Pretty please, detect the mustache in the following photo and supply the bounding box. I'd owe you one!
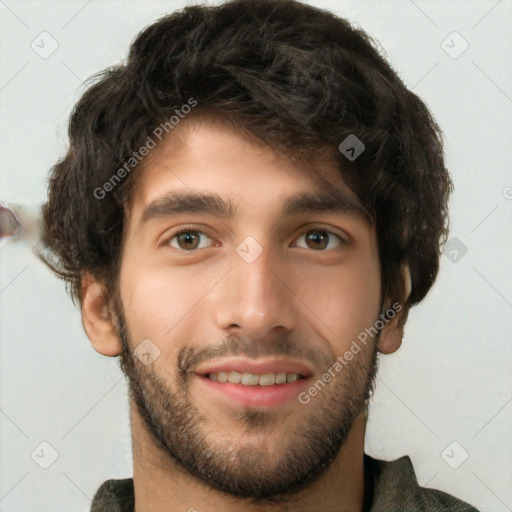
[177,333,334,375]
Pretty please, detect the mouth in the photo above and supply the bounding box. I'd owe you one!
[194,358,313,408]
[204,370,307,385]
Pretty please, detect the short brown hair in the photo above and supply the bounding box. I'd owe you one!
[38,0,452,326]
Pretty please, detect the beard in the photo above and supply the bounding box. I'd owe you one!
[113,297,380,504]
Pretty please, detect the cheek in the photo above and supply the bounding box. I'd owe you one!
[118,254,177,343]
[297,249,380,352]
[118,253,214,349]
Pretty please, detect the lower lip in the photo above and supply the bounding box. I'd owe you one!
[197,375,310,408]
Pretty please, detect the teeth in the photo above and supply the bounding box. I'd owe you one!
[275,372,286,384]
[259,373,275,386]
[228,371,241,384]
[241,373,259,385]
[206,371,302,385]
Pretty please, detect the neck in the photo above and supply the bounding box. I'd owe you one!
[131,409,369,512]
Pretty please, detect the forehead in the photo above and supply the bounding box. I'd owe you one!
[127,118,369,225]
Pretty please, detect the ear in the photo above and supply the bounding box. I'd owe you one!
[80,272,122,357]
[376,264,412,355]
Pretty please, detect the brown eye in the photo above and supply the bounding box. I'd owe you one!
[295,229,343,251]
[168,229,213,252]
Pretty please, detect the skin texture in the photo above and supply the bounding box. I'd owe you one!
[81,119,405,512]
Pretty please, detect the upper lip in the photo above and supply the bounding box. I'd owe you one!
[194,357,313,378]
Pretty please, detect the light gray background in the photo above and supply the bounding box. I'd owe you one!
[0,1,510,511]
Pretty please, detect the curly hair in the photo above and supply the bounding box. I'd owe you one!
[38,0,452,327]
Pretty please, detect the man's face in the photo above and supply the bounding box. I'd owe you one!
[114,119,382,499]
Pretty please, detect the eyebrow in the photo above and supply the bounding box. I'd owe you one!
[140,188,371,226]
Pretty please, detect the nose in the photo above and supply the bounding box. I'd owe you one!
[213,240,297,342]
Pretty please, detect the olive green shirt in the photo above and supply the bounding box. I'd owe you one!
[90,453,480,511]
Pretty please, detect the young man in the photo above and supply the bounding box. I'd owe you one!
[39,0,480,510]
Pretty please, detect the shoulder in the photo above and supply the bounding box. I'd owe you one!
[365,453,481,512]
[91,478,134,512]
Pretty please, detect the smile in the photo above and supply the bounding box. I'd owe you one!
[206,371,303,386]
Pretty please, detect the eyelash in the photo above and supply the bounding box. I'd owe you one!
[163,225,347,253]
